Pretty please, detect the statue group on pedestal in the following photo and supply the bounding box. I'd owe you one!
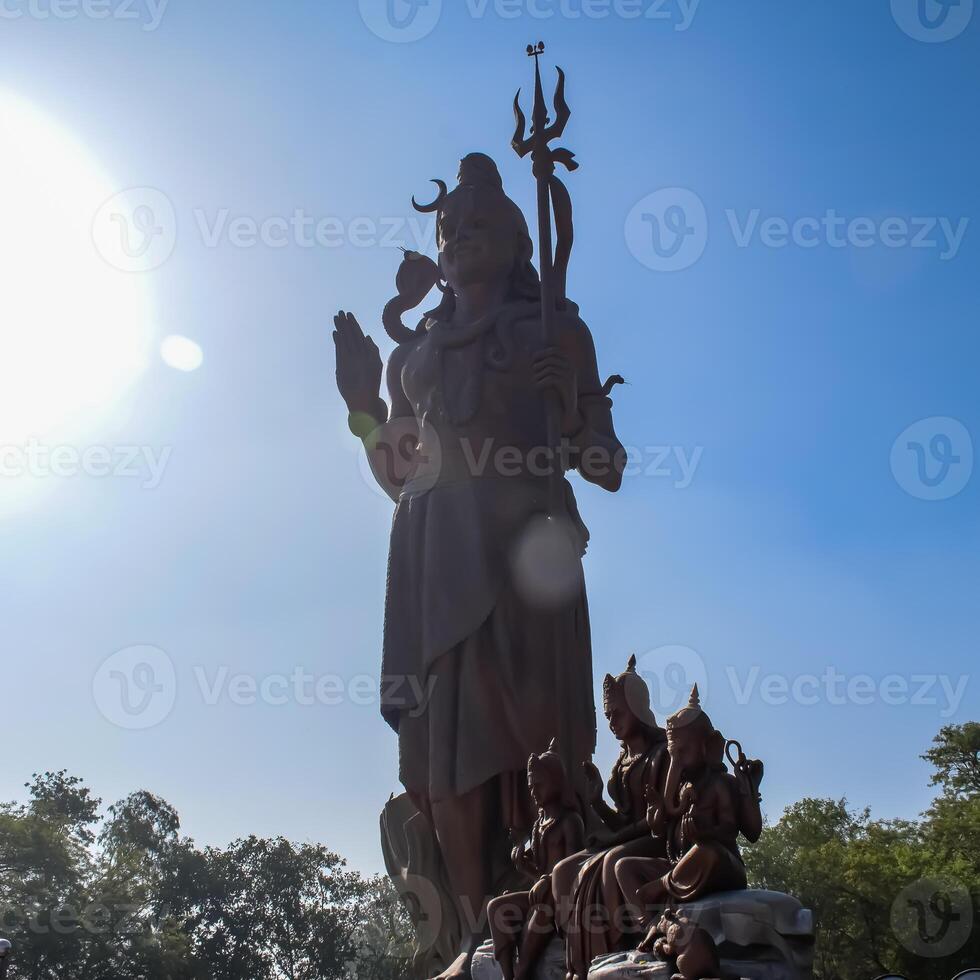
[333,45,805,980]
[485,663,764,980]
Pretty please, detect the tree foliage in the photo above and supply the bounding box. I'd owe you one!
[0,774,411,980]
[743,724,980,980]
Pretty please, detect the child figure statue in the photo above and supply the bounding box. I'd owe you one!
[488,740,585,980]
[651,908,730,980]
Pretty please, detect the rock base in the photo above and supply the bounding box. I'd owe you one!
[470,890,813,980]
[472,937,565,980]
[591,950,806,980]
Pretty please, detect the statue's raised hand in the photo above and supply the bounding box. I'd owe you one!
[581,760,604,806]
[333,311,385,423]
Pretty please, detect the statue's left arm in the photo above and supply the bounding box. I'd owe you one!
[532,314,626,493]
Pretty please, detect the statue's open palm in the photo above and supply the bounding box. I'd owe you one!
[333,311,383,417]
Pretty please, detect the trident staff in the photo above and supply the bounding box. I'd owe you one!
[513,41,579,509]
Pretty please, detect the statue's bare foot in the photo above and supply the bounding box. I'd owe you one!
[430,949,474,979]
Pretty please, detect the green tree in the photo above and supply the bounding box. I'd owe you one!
[922,722,980,798]
[0,776,412,980]
[744,723,980,980]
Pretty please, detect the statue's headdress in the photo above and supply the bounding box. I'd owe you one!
[410,153,539,308]
[666,684,713,734]
[602,655,660,732]
[527,738,577,809]
[527,737,566,783]
[412,152,524,228]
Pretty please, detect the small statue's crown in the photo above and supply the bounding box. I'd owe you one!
[527,738,566,781]
[667,684,708,731]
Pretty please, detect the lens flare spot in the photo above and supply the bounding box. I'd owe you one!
[160,335,203,372]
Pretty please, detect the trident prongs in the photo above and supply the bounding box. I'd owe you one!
[511,41,576,170]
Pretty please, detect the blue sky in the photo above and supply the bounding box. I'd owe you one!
[1,0,978,875]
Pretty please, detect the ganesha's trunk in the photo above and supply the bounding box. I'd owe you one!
[659,755,685,821]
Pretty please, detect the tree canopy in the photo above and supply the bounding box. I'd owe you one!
[0,773,411,979]
[743,723,980,980]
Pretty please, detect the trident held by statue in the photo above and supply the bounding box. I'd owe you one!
[513,41,579,508]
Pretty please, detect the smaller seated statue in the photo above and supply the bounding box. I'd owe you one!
[488,740,585,980]
[615,685,764,953]
[551,656,670,979]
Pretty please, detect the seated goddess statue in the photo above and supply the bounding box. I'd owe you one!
[550,656,670,980]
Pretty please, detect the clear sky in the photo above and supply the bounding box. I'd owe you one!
[1,0,977,876]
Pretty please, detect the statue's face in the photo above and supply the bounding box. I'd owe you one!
[605,691,638,741]
[667,726,703,771]
[438,188,519,290]
[528,766,559,809]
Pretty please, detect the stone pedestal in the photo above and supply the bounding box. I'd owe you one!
[590,950,806,980]
[472,937,565,980]
[471,891,813,980]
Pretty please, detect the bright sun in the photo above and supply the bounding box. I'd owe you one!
[0,91,151,449]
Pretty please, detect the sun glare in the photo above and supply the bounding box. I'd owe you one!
[0,91,152,450]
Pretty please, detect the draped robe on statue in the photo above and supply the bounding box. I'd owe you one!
[379,300,610,830]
